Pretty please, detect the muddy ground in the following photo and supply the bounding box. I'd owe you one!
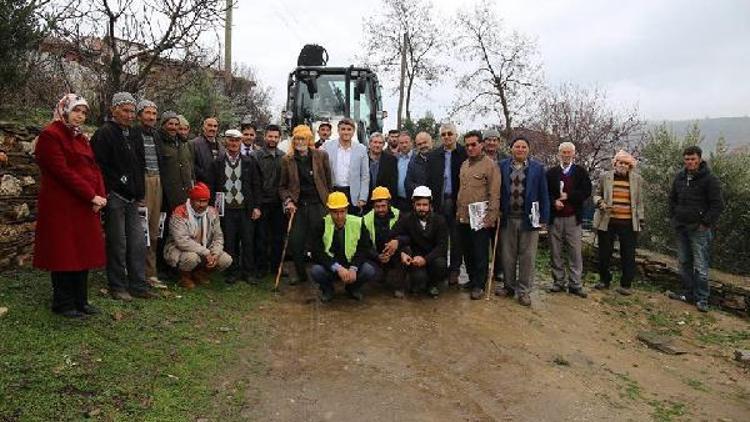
[220,267,750,422]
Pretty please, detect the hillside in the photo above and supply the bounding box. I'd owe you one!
[647,116,750,151]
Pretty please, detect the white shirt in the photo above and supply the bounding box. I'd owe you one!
[335,142,353,187]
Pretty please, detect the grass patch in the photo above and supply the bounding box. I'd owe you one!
[646,311,683,336]
[684,378,709,392]
[649,399,686,422]
[696,329,750,347]
[616,373,642,401]
[0,269,271,420]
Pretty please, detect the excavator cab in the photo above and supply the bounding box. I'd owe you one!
[283,46,386,144]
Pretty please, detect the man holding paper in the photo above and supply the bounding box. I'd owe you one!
[456,130,501,300]
[497,135,550,306]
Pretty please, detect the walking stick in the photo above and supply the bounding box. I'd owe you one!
[273,209,296,292]
[485,218,501,300]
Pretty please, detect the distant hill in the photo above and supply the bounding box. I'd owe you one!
[646,117,750,151]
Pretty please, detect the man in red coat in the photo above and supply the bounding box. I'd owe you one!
[34,94,107,318]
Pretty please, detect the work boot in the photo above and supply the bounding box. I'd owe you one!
[193,267,211,285]
[346,286,365,302]
[179,271,195,289]
[320,288,334,303]
[568,286,588,298]
[470,288,484,300]
[518,294,532,307]
[548,284,565,293]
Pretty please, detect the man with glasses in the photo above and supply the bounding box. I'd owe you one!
[426,123,467,286]
[456,131,501,299]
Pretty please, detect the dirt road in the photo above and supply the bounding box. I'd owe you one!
[222,272,750,421]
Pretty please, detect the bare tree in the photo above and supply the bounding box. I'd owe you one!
[229,63,274,128]
[360,0,447,125]
[48,0,228,121]
[450,0,543,137]
[530,83,645,177]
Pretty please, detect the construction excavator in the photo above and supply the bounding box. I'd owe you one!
[282,44,387,145]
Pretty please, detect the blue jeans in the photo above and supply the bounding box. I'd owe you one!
[676,227,713,303]
[310,261,377,294]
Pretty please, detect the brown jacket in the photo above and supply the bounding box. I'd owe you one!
[456,154,501,226]
[279,148,333,205]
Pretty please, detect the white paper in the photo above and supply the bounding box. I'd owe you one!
[529,201,541,228]
[214,192,225,217]
[468,201,488,231]
[158,212,167,239]
[138,206,150,247]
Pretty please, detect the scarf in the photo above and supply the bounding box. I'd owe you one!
[53,93,88,137]
[186,200,209,247]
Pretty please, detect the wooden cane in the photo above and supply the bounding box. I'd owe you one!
[485,218,502,300]
[273,210,296,291]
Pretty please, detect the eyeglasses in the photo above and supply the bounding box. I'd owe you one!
[440,132,453,137]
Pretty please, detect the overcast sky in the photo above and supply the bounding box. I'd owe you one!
[230,0,750,128]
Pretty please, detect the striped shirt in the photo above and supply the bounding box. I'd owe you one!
[611,174,632,221]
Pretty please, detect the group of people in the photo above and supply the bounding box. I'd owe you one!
[32,92,725,318]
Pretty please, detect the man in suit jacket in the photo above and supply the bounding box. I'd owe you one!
[545,142,591,298]
[366,132,398,211]
[498,135,551,307]
[190,117,224,183]
[425,122,467,285]
[208,129,261,284]
[321,118,370,216]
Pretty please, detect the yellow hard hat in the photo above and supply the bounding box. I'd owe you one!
[370,186,391,201]
[326,191,350,209]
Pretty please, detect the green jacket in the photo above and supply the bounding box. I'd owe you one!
[313,214,373,269]
[159,130,195,211]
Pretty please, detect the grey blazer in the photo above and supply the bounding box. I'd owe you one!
[321,139,370,204]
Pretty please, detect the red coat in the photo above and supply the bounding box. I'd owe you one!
[33,121,106,271]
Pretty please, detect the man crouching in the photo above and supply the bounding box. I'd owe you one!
[310,192,377,302]
[164,182,232,288]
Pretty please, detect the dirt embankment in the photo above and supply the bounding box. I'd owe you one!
[219,273,750,422]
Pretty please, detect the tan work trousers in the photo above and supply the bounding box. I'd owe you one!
[144,174,162,279]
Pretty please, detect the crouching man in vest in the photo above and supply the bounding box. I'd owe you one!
[164,182,233,288]
[310,191,377,302]
[361,186,405,297]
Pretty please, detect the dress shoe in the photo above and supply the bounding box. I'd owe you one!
[470,288,484,300]
[594,282,610,290]
[78,304,100,315]
[57,309,87,319]
[130,289,159,299]
[110,290,133,302]
[495,286,515,297]
[568,286,588,298]
[616,287,633,296]
[548,284,565,293]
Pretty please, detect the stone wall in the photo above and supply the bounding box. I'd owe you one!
[582,232,750,317]
[0,122,40,271]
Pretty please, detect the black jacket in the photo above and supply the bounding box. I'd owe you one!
[405,151,429,199]
[425,145,467,211]
[669,161,724,230]
[391,211,448,263]
[546,164,592,224]
[370,152,398,199]
[91,121,145,201]
[208,152,261,212]
[252,147,285,204]
[311,221,374,269]
[190,135,224,184]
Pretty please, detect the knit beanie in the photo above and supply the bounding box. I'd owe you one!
[111,92,136,107]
